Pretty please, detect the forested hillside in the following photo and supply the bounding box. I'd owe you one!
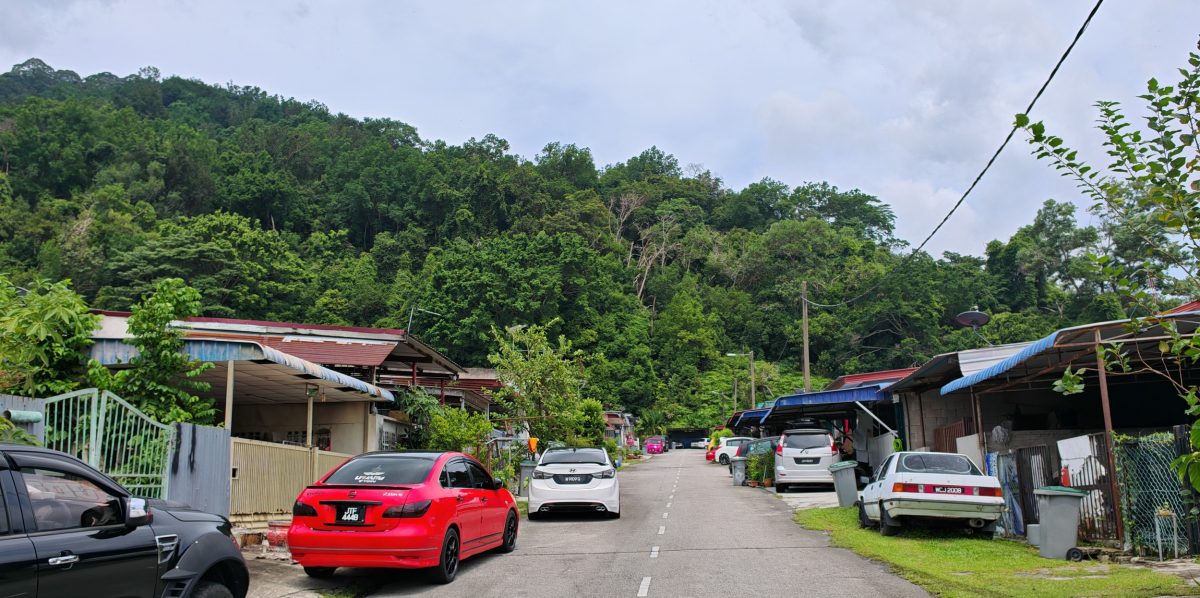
[0,58,1150,427]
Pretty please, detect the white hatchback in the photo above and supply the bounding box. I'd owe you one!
[859,451,1004,536]
[528,447,620,519]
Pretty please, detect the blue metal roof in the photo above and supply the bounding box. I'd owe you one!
[733,408,771,427]
[771,386,884,409]
[939,330,1060,396]
[91,338,394,401]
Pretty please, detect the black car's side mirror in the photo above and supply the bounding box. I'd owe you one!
[493,477,504,490]
[126,497,152,528]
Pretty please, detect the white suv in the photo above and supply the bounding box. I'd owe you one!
[712,437,752,465]
[528,447,620,519]
[774,428,839,491]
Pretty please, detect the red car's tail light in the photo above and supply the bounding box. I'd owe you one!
[776,440,784,456]
[892,483,919,493]
[292,501,317,517]
[383,499,432,518]
[976,487,1003,497]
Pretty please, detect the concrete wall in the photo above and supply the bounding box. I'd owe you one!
[232,402,375,455]
[901,389,975,451]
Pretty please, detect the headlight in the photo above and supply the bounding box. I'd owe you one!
[532,469,551,479]
[593,468,616,479]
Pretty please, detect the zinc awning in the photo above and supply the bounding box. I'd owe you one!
[763,386,895,434]
[732,408,771,429]
[90,338,395,404]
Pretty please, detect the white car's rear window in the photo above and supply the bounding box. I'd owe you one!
[897,454,981,476]
[782,433,829,449]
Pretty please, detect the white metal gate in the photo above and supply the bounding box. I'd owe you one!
[43,389,175,498]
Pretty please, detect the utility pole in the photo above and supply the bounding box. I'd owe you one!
[802,281,811,392]
[748,350,756,409]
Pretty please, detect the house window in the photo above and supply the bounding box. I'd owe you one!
[285,429,332,450]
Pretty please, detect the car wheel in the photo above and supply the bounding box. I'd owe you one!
[527,510,541,521]
[191,582,235,598]
[878,502,901,537]
[497,511,518,553]
[430,527,460,584]
[719,455,729,465]
[857,502,875,528]
[608,508,621,519]
[303,567,336,579]
[774,482,786,493]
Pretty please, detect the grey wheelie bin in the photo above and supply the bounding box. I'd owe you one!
[1032,486,1088,560]
[732,456,747,486]
[829,460,859,508]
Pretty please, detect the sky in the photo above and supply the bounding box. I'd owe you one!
[2,0,1198,257]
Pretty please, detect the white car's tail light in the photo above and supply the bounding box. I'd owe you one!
[594,468,616,479]
[532,469,552,479]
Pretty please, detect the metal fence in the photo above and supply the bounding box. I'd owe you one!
[1013,445,1055,525]
[1115,431,1191,557]
[168,423,231,517]
[230,438,353,528]
[43,389,174,498]
[933,418,974,454]
[1073,433,1119,542]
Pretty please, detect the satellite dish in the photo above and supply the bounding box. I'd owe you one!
[954,308,991,330]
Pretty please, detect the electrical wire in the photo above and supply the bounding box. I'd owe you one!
[803,0,1105,309]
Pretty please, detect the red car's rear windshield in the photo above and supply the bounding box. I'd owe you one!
[325,456,435,485]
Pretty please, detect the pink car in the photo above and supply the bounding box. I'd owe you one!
[645,437,665,454]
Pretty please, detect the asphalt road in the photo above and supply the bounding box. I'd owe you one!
[322,449,930,598]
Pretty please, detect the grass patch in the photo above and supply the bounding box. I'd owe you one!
[795,507,1186,598]
[516,498,528,517]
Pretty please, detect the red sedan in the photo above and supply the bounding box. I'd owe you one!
[288,451,518,584]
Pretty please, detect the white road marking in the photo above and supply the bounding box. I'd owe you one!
[658,525,665,534]
[637,577,652,597]
[666,502,672,508]
[650,546,660,558]
[662,512,669,518]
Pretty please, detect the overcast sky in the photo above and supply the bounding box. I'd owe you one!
[3,1,1198,257]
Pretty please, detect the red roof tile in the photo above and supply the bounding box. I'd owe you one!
[1164,300,1200,315]
[826,367,919,390]
[261,337,397,367]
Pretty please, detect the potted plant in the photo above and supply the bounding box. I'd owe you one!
[746,453,764,487]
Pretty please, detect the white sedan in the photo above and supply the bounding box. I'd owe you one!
[859,451,1004,536]
[528,447,620,519]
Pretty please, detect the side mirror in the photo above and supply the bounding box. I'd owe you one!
[126,497,152,528]
[493,477,504,490]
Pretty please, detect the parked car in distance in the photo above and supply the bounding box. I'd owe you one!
[528,447,620,519]
[289,451,518,584]
[712,437,753,465]
[644,437,665,454]
[689,439,709,449]
[858,451,1003,536]
[774,428,839,491]
[0,444,249,598]
[731,436,780,475]
[705,447,716,462]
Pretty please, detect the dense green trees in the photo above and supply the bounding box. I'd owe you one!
[0,58,1170,431]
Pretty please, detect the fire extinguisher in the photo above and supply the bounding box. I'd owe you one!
[1061,465,1070,486]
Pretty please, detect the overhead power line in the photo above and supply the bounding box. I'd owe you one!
[804,0,1105,309]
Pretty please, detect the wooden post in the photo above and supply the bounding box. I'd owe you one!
[411,362,417,387]
[802,281,811,392]
[972,391,986,463]
[224,361,235,429]
[1095,328,1125,545]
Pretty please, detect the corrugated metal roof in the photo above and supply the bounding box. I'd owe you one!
[826,368,918,390]
[90,338,394,401]
[260,337,397,367]
[764,386,886,425]
[940,331,1061,395]
[733,408,771,428]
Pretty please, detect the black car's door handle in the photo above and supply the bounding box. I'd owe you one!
[48,555,79,567]
[456,494,464,502]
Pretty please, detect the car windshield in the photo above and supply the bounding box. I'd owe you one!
[897,454,981,476]
[541,449,608,465]
[324,456,434,485]
[783,433,828,449]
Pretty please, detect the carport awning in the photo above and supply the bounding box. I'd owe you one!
[732,408,771,428]
[91,338,394,403]
[764,386,886,425]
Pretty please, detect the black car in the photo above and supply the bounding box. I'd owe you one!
[0,444,248,598]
